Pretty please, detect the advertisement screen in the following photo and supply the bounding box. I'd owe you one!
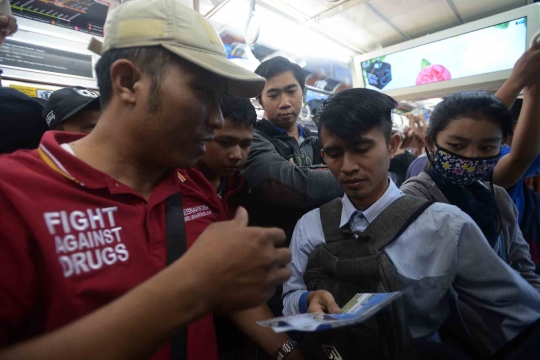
[361,17,527,91]
[11,0,108,37]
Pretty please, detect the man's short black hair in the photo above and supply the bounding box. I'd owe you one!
[94,46,177,112]
[315,88,397,143]
[427,92,513,144]
[220,93,257,128]
[254,56,306,93]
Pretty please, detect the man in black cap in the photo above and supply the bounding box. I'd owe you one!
[0,87,48,154]
[43,86,101,134]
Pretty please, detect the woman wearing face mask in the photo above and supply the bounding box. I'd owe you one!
[401,92,540,291]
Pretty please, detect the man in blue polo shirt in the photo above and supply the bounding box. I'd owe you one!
[241,57,342,244]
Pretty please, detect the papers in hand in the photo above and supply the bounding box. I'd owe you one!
[258,292,401,333]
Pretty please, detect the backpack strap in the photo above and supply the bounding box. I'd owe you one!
[363,195,435,250]
[319,198,349,243]
[165,193,188,360]
[307,133,324,165]
[320,196,434,246]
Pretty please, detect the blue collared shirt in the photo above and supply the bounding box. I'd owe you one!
[270,121,305,145]
[499,147,540,225]
[283,180,540,342]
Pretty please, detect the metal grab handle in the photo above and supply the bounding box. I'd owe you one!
[299,103,312,121]
[245,0,260,46]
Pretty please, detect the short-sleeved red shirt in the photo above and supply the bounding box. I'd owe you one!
[0,131,225,360]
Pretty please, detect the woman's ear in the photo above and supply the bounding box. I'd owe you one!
[424,135,435,153]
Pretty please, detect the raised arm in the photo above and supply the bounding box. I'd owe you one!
[494,41,540,189]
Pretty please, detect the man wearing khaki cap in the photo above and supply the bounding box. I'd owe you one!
[0,1,293,359]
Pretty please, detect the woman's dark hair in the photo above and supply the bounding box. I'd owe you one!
[427,92,513,144]
[315,88,397,143]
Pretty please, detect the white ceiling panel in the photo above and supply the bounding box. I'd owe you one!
[318,2,404,52]
[260,0,349,18]
[370,0,460,41]
[452,0,528,22]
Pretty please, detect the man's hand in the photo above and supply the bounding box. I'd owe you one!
[307,290,341,314]
[508,40,540,90]
[406,114,427,139]
[0,13,17,46]
[0,207,290,360]
[184,207,291,314]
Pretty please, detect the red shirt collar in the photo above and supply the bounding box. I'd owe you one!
[38,131,184,205]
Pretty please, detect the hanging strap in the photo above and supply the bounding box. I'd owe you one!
[165,193,188,360]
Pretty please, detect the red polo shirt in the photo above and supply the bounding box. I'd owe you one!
[0,131,224,360]
[219,173,250,220]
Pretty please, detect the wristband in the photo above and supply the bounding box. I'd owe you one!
[275,339,299,360]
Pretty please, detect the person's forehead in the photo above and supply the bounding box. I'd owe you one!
[442,116,502,137]
[215,121,254,137]
[320,125,380,145]
[264,71,299,90]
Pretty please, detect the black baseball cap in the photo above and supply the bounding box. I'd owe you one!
[43,86,100,129]
[0,88,48,154]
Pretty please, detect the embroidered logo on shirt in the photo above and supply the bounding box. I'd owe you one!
[43,207,129,278]
[183,205,213,222]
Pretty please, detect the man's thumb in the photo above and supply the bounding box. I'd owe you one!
[233,206,249,226]
[0,15,8,24]
[328,303,342,314]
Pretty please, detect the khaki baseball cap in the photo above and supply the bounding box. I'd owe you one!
[89,0,265,98]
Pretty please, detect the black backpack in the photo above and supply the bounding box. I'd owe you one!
[300,195,434,360]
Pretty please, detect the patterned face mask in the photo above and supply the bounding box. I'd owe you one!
[430,143,499,186]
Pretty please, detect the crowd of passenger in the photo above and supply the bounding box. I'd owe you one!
[1,0,540,359]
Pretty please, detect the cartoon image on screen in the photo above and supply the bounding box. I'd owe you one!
[365,60,392,89]
[416,59,451,85]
